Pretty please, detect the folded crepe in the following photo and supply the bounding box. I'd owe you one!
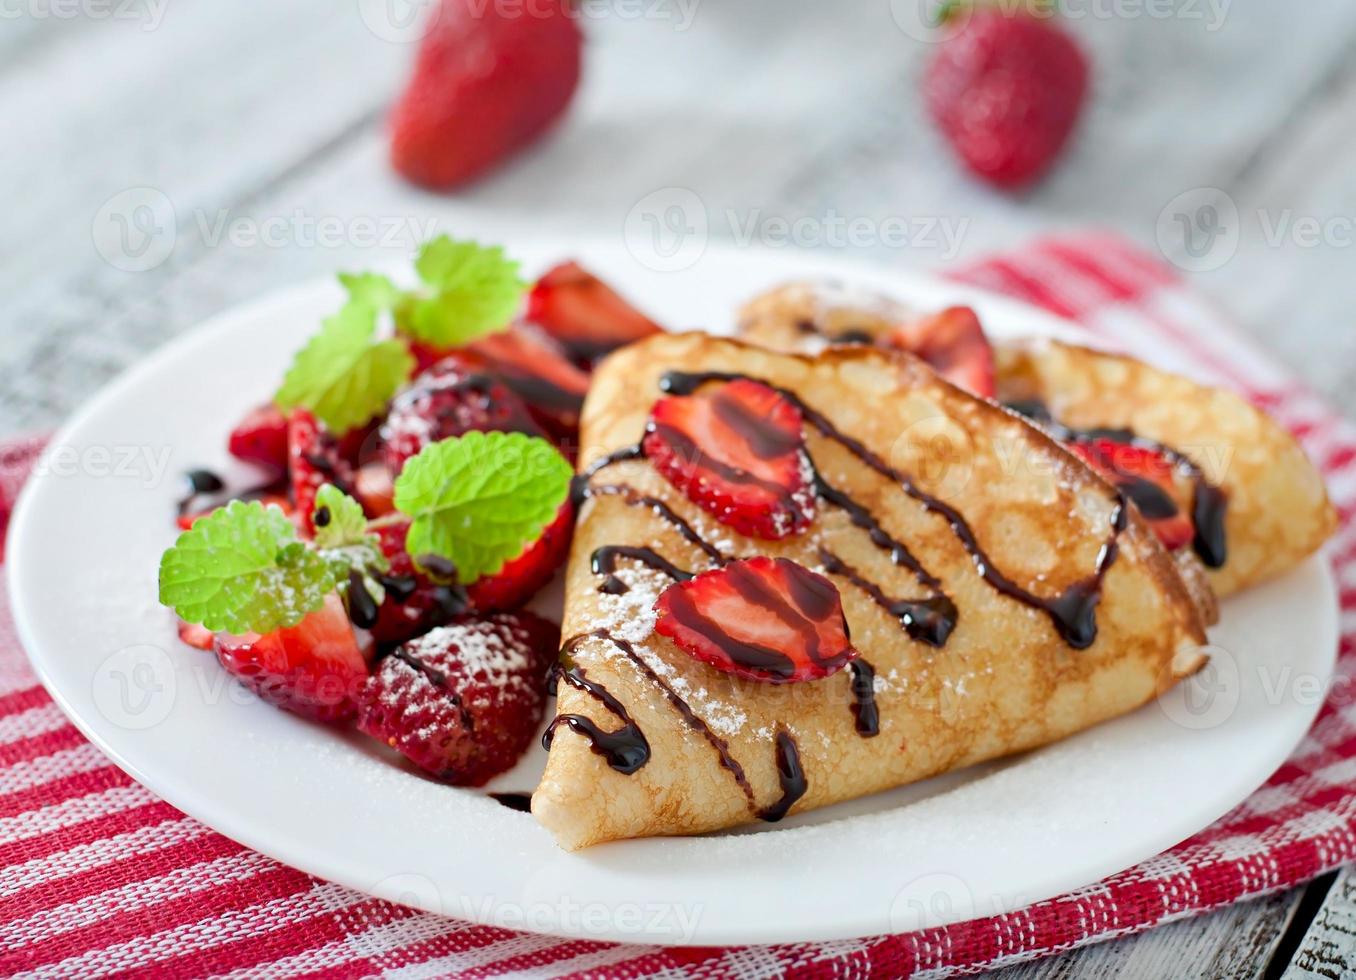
[737,282,1337,597]
[532,333,1209,849]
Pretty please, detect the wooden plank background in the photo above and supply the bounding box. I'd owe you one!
[3,1,1354,974]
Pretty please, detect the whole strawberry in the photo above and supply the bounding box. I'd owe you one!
[923,6,1088,189]
[390,0,583,189]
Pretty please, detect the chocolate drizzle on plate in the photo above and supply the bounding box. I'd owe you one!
[1006,399,1229,569]
[663,371,1124,650]
[757,729,807,822]
[489,792,532,813]
[176,469,286,518]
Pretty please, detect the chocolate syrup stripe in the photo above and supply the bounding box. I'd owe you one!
[545,660,651,775]
[1005,400,1228,569]
[661,371,1125,650]
[557,630,759,808]
[757,729,808,822]
[390,649,476,732]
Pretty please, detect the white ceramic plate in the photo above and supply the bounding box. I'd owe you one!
[7,243,1337,947]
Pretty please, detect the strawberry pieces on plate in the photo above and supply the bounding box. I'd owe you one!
[456,324,591,444]
[379,359,543,476]
[389,0,582,189]
[654,557,856,684]
[228,403,289,472]
[643,378,815,540]
[1069,438,1195,551]
[288,409,354,536]
[213,593,373,723]
[527,261,662,367]
[886,306,996,398]
[369,516,469,646]
[466,500,574,611]
[357,612,559,785]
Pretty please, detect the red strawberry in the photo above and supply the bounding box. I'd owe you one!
[467,500,573,611]
[228,403,290,472]
[389,0,582,189]
[887,306,996,398]
[357,612,559,785]
[643,379,814,540]
[288,409,354,537]
[1069,439,1194,551]
[654,557,856,684]
[379,359,543,476]
[526,261,663,366]
[369,516,469,646]
[177,620,215,651]
[213,593,373,722]
[354,462,395,518]
[924,8,1089,189]
[457,324,591,443]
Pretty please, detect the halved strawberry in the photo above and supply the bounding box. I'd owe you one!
[370,516,469,646]
[379,359,543,476]
[212,592,372,722]
[654,557,856,683]
[642,379,814,540]
[886,306,996,398]
[176,620,215,651]
[457,324,591,444]
[467,500,574,611]
[288,409,354,537]
[526,261,662,366]
[1069,438,1194,551]
[228,403,289,472]
[354,462,395,518]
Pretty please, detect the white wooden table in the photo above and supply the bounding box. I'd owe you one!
[4,1,1355,974]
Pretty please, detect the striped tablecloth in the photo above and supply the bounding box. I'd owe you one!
[2,232,1354,978]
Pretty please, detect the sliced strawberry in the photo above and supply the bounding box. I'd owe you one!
[457,324,591,444]
[177,620,215,651]
[228,403,289,472]
[886,306,996,398]
[379,359,543,476]
[212,593,372,723]
[1069,438,1194,551]
[526,261,662,367]
[467,500,573,611]
[357,612,559,785]
[642,379,814,540]
[654,557,856,683]
[288,409,354,537]
[354,462,395,518]
[369,516,469,646]
[177,493,290,531]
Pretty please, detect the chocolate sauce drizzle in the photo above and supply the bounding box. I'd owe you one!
[662,372,1124,650]
[591,545,693,594]
[848,660,880,737]
[544,660,650,774]
[391,648,475,732]
[489,792,533,813]
[176,469,287,518]
[757,729,807,822]
[1006,399,1229,569]
[819,548,956,648]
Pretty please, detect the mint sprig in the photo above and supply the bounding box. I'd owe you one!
[312,484,389,605]
[159,500,336,634]
[399,237,526,349]
[393,431,571,584]
[274,301,415,434]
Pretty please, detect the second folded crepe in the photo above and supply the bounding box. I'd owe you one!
[533,333,1209,849]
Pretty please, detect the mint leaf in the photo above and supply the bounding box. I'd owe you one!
[401,237,526,349]
[159,500,336,634]
[393,431,571,583]
[339,271,400,312]
[275,301,415,434]
[312,484,389,604]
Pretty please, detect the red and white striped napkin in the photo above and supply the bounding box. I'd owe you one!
[2,232,1354,978]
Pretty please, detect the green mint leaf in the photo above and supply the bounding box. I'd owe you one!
[275,301,415,434]
[158,500,336,634]
[312,484,389,605]
[393,430,571,583]
[339,271,401,312]
[401,237,526,349]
